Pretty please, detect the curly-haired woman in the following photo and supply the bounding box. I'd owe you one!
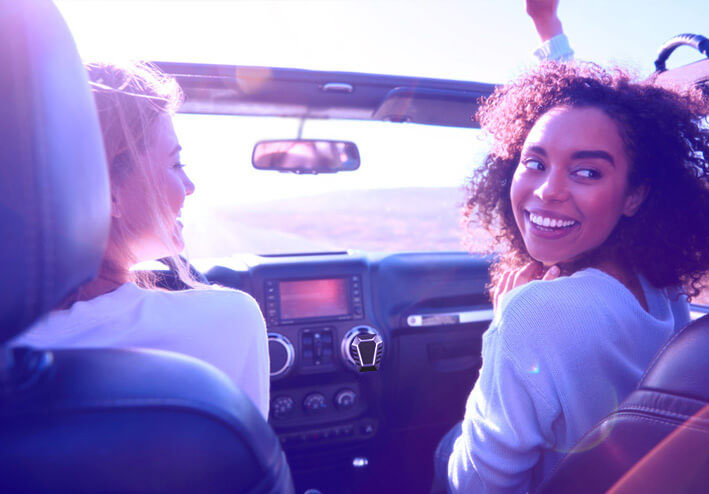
[440,62,709,493]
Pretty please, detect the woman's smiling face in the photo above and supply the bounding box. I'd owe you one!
[114,114,195,263]
[510,106,647,266]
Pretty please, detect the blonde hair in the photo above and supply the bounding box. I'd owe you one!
[84,61,204,293]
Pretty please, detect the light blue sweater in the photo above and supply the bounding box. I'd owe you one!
[532,33,574,62]
[448,268,690,493]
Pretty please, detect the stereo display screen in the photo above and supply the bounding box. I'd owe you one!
[279,278,349,320]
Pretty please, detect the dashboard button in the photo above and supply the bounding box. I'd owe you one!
[268,334,294,378]
[360,422,375,436]
[271,396,295,420]
[303,393,328,414]
[334,389,357,410]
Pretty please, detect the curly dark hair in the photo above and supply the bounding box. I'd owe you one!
[463,62,709,299]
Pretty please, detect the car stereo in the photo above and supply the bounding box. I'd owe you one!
[264,276,364,326]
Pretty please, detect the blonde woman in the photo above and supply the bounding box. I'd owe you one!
[12,62,270,419]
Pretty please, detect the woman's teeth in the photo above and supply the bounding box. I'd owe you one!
[529,212,577,229]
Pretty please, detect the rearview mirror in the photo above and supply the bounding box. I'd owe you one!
[252,139,360,174]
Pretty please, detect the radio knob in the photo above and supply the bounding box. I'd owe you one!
[271,396,296,420]
[268,333,295,380]
[340,326,384,372]
[334,389,357,410]
[303,393,328,414]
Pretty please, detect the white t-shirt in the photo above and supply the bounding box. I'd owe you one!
[11,283,270,419]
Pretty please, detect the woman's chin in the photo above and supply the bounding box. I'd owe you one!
[530,253,586,270]
[526,249,572,267]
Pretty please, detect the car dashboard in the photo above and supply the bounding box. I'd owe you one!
[195,251,494,492]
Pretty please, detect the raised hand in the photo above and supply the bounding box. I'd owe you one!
[492,262,560,311]
[525,0,564,42]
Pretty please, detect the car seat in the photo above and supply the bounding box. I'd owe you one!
[0,1,293,492]
[537,313,709,493]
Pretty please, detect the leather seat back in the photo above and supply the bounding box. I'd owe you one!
[0,0,110,341]
[538,314,709,494]
[1,347,293,493]
[0,1,293,492]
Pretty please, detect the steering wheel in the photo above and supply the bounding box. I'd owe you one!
[654,33,709,72]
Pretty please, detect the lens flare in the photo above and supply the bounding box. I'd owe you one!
[552,386,620,454]
[234,67,272,95]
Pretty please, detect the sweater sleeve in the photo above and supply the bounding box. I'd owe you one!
[448,327,561,493]
[533,33,574,62]
[448,283,568,493]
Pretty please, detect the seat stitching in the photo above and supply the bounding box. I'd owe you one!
[618,405,707,422]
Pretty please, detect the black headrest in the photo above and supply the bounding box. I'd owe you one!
[639,313,709,402]
[0,0,110,343]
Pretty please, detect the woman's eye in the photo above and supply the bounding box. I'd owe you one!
[173,162,186,169]
[523,159,544,171]
[575,168,601,179]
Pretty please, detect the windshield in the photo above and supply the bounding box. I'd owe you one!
[176,114,490,256]
[56,1,709,306]
[56,0,708,258]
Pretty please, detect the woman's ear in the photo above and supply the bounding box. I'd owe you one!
[623,183,649,217]
[110,192,122,219]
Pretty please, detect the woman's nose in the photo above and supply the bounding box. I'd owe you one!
[183,174,196,196]
[534,171,569,202]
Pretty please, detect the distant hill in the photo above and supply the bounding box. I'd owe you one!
[182,187,492,257]
[181,187,709,306]
[237,187,469,216]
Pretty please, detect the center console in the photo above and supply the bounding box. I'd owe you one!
[251,257,384,453]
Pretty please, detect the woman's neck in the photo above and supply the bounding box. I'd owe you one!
[81,271,130,298]
[56,261,131,309]
[592,258,649,312]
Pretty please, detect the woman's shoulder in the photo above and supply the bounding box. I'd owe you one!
[139,285,264,324]
[500,269,619,319]
[492,269,629,348]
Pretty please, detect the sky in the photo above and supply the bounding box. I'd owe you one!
[56,0,709,83]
